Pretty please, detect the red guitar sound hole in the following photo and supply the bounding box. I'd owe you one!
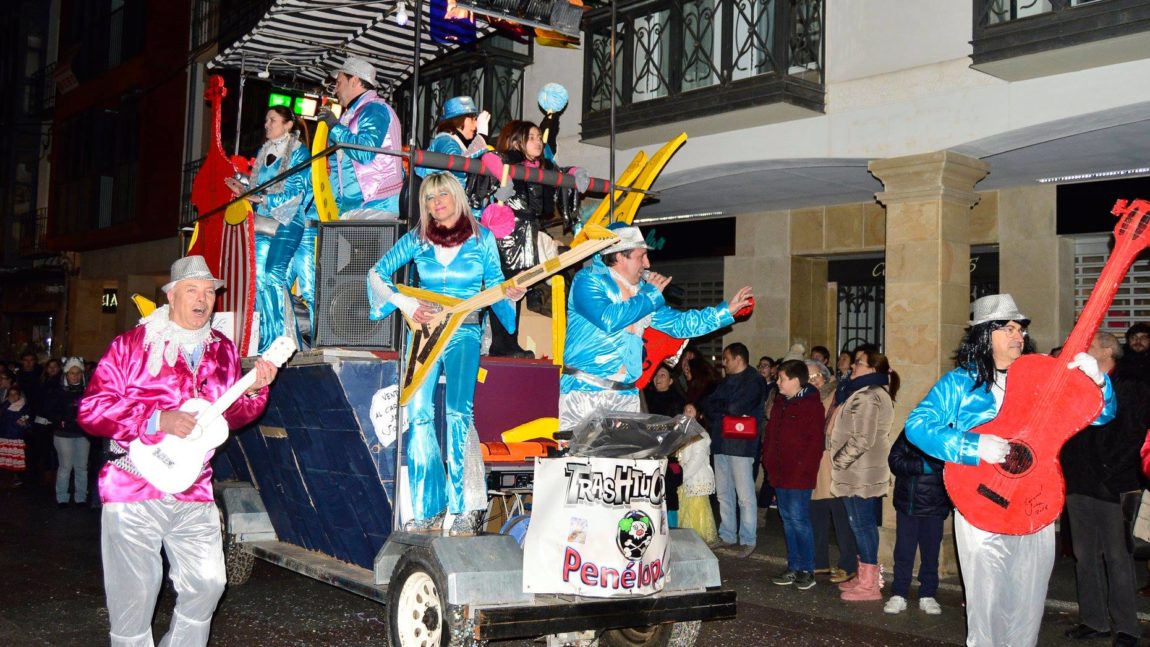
[997,441,1034,478]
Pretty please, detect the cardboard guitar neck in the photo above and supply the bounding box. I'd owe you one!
[394,224,619,405]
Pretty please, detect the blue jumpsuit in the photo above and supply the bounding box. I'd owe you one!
[252,138,311,353]
[559,256,734,429]
[367,227,516,520]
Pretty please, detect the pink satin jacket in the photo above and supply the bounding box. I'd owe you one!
[78,325,268,503]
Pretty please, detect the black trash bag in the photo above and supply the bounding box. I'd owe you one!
[567,411,704,459]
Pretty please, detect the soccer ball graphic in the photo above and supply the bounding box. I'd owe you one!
[616,510,655,560]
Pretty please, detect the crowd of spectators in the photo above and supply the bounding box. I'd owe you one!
[637,319,1150,631]
[0,351,104,508]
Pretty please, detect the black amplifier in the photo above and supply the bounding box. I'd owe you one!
[485,464,535,491]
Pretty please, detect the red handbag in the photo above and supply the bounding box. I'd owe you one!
[721,415,758,440]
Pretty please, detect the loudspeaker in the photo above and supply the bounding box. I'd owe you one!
[314,221,406,350]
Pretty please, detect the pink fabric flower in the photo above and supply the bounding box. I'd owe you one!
[481,203,516,238]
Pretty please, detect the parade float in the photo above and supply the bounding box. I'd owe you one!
[172,3,737,645]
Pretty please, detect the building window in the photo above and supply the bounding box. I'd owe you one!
[63,0,146,81]
[53,91,141,235]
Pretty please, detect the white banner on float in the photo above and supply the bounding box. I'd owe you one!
[522,456,669,597]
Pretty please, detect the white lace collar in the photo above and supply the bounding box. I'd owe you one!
[140,305,214,376]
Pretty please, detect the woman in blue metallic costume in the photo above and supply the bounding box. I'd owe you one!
[367,172,524,535]
[227,106,313,352]
[417,96,490,182]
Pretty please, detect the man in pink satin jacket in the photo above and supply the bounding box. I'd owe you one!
[79,256,278,647]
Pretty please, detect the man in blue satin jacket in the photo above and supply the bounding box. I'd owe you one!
[905,294,1116,647]
[558,225,753,430]
[318,56,405,218]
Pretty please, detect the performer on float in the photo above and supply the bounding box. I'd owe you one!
[485,119,585,358]
[366,172,525,534]
[416,96,490,184]
[559,224,754,429]
[905,294,1115,647]
[78,256,277,647]
[318,56,405,218]
[226,106,312,352]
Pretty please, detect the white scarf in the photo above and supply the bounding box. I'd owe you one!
[609,267,653,333]
[140,305,213,377]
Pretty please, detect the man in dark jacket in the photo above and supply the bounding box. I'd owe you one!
[1114,322,1150,384]
[702,342,766,558]
[885,431,950,615]
[1060,332,1149,646]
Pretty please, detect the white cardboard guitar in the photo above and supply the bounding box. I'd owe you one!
[129,336,296,494]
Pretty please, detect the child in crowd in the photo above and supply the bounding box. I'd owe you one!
[1,384,30,487]
[884,430,950,615]
[676,403,718,546]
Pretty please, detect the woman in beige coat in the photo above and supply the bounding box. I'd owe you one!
[828,348,899,602]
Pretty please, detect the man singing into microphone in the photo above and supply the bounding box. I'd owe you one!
[559,224,753,429]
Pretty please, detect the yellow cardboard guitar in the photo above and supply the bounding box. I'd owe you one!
[393,223,618,404]
[572,132,687,247]
[311,121,339,222]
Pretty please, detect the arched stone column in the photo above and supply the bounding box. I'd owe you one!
[867,150,990,574]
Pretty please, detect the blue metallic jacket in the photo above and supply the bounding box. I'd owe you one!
[253,141,312,224]
[561,256,734,395]
[905,365,1117,466]
[366,227,516,331]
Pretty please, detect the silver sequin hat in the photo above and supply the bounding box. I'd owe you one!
[162,255,225,293]
[970,293,1029,326]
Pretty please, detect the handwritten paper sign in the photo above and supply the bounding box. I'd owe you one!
[370,385,400,446]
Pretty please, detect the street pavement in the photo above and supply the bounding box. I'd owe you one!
[2,483,1148,646]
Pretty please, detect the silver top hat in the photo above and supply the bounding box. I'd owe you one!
[602,226,649,255]
[162,256,225,293]
[336,55,377,87]
[970,293,1029,326]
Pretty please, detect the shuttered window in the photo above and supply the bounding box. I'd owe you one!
[1074,234,1150,338]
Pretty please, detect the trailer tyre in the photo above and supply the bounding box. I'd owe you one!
[599,621,701,647]
[388,547,486,647]
[218,506,254,585]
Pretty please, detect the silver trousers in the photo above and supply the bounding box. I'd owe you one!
[558,389,640,431]
[955,510,1054,647]
[102,500,226,647]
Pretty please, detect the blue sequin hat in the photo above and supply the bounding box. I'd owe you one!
[440,96,479,122]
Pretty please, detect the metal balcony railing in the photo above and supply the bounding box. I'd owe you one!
[976,0,1103,26]
[18,208,51,258]
[27,63,57,114]
[192,0,221,52]
[181,157,206,228]
[971,0,1150,76]
[219,0,275,52]
[582,0,824,140]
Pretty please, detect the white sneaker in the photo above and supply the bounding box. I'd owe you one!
[883,595,907,614]
[919,597,942,615]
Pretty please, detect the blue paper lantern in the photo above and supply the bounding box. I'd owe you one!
[537,83,569,114]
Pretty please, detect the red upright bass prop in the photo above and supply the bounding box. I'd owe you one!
[188,76,256,355]
[945,199,1150,535]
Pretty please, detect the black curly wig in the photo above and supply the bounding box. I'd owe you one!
[954,320,1036,392]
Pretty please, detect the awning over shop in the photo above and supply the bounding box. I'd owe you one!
[209,0,492,95]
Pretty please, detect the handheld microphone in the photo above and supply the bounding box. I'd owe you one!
[642,270,686,299]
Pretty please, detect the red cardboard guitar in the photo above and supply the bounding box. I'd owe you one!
[944,199,1150,535]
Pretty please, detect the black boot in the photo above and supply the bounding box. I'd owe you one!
[489,306,534,358]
